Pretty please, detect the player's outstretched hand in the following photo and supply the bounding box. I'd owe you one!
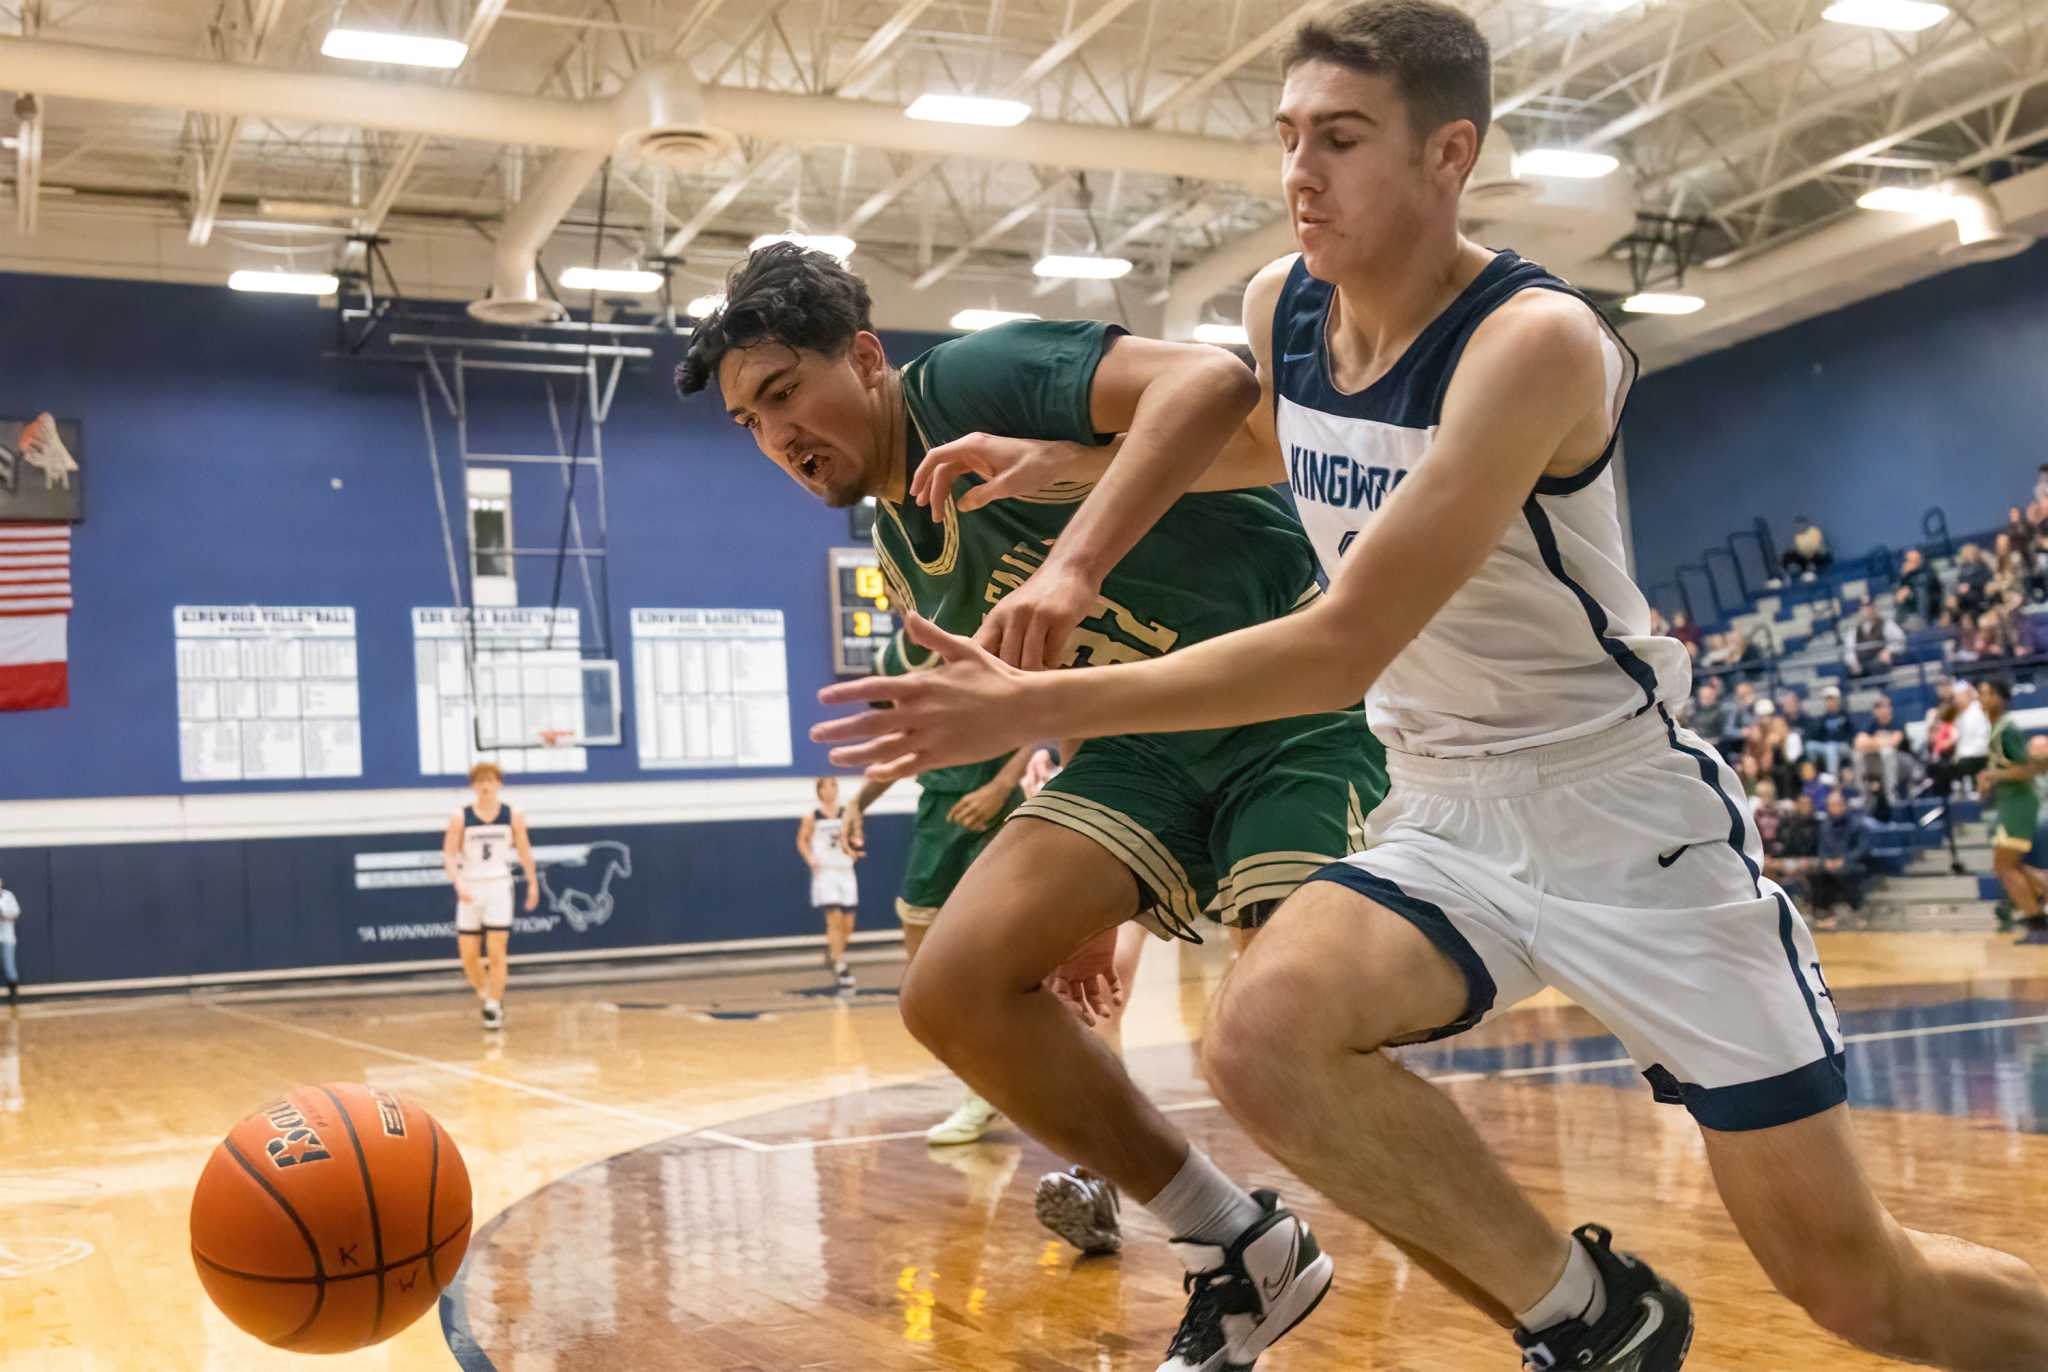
[1044,927,1125,1028]
[947,778,1012,832]
[911,432,1091,512]
[976,560,1097,672]
[814,613,1039,781]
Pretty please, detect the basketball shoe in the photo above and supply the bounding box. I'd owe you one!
[481,1000,503,1030]
[1035,1166,1121,1254]
[1514,1225,1693,1371]
[1158,1189,1331,1372]
[925,1092,1001,1145]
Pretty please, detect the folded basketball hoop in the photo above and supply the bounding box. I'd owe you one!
[18,413,78,491]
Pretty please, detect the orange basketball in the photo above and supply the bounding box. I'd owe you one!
[189,1083,473,1353]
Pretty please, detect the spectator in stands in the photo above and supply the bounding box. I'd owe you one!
[2030,526,2048,602]
[1777,790,1822,903]
[1893,547,1941,625]
[1796,756,1829,809]
[1780,516,1833,582]
[2005,508,2034,558]
[1730,679,1759,742]
[1691,677,1730,749]
[1668,609,1701,654]
[1853,694,1919,819]
[1952,678,1993,786]
[1810,684,1856,778]
[1990,533,2028,609]
[1810,789,1868,928]
[1701,631,1740,671]
[2034,462,2048,508]
[1845,600,1906,677]
[1959,609,2024,664]
[1751,777,1781,826]
[1955,542,1993,620]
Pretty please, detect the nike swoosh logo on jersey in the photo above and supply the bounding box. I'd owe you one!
[1656,844,1692,868]
[1259,1225,1300,1304]
[1281,351,1317,362]
[1612,1296,1666,1362]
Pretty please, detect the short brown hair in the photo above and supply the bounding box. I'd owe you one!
[1283,1,1492,147]
[468,762,504,784]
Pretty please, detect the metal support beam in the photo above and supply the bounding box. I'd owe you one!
[187,0,287,245]
[1494,3,1696,119]
[354,0,513,238]
[663,145,797,255]
[912,178,1063,290]
[1580,17,1823,150]
[11,0,38,237]
[1138,0,1332,126]
[830,0,941,96]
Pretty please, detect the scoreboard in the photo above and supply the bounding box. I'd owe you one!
[830,546,896,675]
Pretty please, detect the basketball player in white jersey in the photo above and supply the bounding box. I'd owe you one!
[442,761,538,1030]
[798,776,861,992]
[815,4,2048,1368]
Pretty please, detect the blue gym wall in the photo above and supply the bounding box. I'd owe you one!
[1624,236,2048,598]
[0,269,939,986]
[0,268,953,799]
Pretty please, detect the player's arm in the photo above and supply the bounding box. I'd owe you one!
[511,812,540,911]
[796,811,818,868]
[814,293,1609,774]
[946,746,1032,831]
[912,259,1292,508]
[970,322,1264,671]
[441,811,469,900]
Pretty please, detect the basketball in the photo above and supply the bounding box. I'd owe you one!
[189,1083,473,1353]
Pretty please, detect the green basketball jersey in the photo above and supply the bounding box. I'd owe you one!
[870,320,1325,790]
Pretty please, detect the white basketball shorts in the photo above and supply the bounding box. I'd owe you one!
[811,867,858,911]
[1310,708,1844,1132]
[456,880,515,934]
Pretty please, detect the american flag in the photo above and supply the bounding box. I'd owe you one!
[0,522,72,711]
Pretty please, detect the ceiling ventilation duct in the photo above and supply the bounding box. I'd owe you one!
[469,65,735,325]
[1940,178,2034,264]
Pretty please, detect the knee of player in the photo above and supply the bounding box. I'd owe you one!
[1201,958,1333,1111]
[896,953,994,1053]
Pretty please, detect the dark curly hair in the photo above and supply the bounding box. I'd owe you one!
[1282,1,1491,148]
[675,243,875,397]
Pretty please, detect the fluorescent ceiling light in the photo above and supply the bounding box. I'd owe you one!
[258,199,356,220]
[1821,1,1949,31]
[1621,291,1705,316]
[1192,323,1251,346]
[906,93,1034,127]
[950,308,1041,331]
[560,266,663,293]
[750,232,856,262]
[228,270,340,296]
[320,28,469,68]
[687,293,725,319]
[1513,149,1619,179]
[1033,254,1133,280]
[1857,185,1957,214]
[0,136,16,151]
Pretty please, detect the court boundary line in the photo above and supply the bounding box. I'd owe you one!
[713,1009,2048,1153]
[203,1002,771,1153]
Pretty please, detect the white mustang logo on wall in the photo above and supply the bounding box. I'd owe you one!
[536,841,633,933]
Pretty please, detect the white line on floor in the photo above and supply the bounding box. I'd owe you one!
[705,1009,2048,1153]
[205,1002,771,1153]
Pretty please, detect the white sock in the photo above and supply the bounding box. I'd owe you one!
[1144,1147,1263,1246]
[1516,1236,1605,1332]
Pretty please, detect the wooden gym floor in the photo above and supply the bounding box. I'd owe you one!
[5,929,2048,1370]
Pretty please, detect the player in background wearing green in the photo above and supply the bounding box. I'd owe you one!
[1977,678,2047,941]
[675,242,1385,1371]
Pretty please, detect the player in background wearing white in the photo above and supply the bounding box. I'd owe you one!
[442,761,538,1030]
[0,876,20,1005]
[815,4,2048,1369]
[798,776,862,992]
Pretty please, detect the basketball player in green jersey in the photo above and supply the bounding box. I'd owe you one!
[677,242,1384,1371]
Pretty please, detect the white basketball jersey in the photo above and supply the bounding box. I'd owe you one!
[810,808,855,870]
[459,805,517,882]
[1271,251,1690,758]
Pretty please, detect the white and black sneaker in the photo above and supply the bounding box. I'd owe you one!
[481,1000,503,1031]
[1157,1190,1332,1372]
[833,962,856,993]
[1035,1167,1122,1255]
[1515,1225,1693,1371]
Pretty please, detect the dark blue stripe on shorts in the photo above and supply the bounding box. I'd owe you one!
[1307,862,1496,1043]
[1667,1052,1848,1132]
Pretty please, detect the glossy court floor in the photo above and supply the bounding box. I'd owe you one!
[7,928,2048,1371]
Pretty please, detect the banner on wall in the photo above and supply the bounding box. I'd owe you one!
[0,523,71,712]
[412,608,590,776]
[350,841,635,943]
[173,606,362,781]
[630,609,792,770]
